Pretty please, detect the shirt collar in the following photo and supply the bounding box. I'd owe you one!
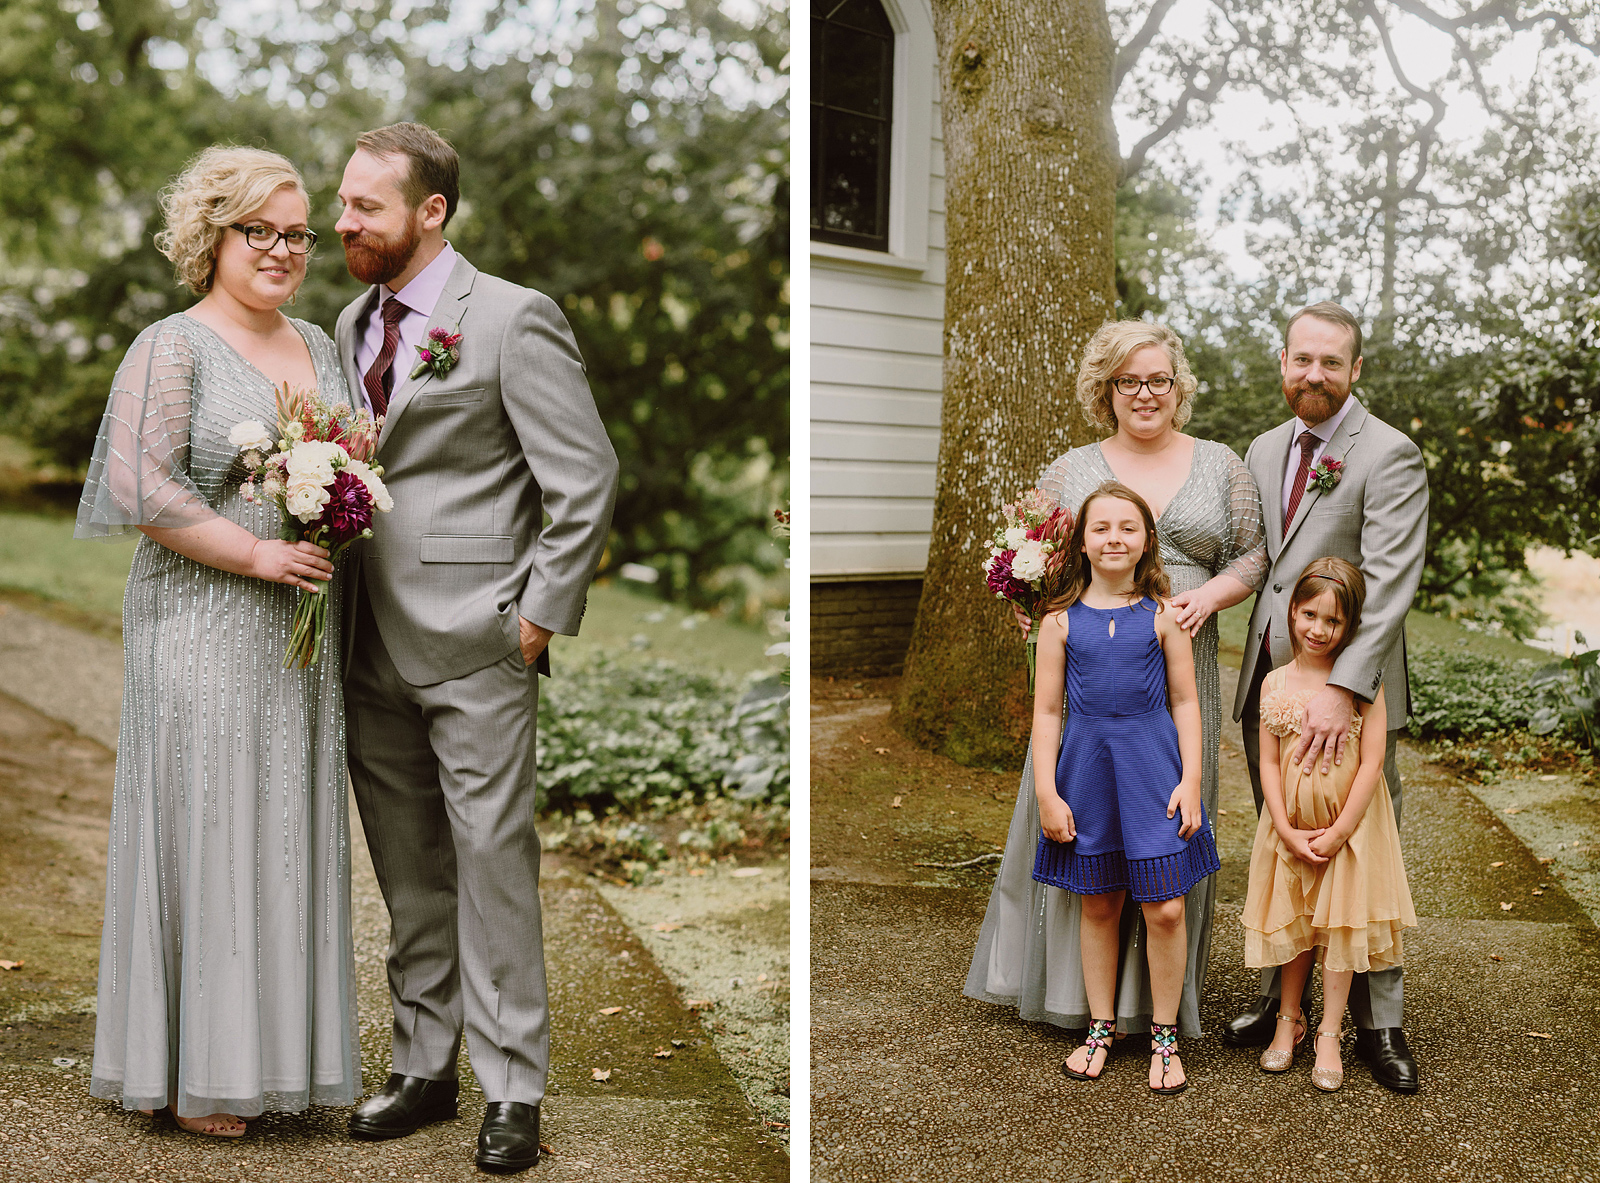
[383,241,457,320]
[1295,393,1358,445]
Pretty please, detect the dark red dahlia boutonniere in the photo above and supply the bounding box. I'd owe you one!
[410,325,463,380]
[1308,456,1344,494]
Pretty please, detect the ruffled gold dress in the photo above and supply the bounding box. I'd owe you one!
[1241,667,1417,973]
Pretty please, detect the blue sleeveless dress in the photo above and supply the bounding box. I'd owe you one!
[1032,598,1221,901]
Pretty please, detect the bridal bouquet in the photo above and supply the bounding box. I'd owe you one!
[982,488,1074,692]
[232,384,392,669]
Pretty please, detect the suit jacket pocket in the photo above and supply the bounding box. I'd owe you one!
[413,387,485,407]
[420,534,514,563]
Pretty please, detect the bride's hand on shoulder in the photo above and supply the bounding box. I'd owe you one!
[1168,586,1219,637]
[249,538,333,593]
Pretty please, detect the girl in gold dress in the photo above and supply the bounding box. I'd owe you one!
[1240,557,1416,1091]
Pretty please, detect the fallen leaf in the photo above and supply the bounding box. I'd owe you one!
[599,1006,623,1015]
[652,921,683,932]
[1526,1032,1553,1040]
[688,868,707,877]
[591,1068,612,1082]
[1540,774,1559,782]
[671,1039,687,1048]
[686,999,714,1010]
[1490,861,1505,868]
[857,735,869,744]
[1504,807,1523,815]
[653,1048,673,1058]
[1489,954,1503,962]
[539,1142,555,1156]
[874,747,890,755]
[0,961,22,971]
[1539,857,1557,864]
[892,796,902,808]
[1532,889,1545,896]
[1501,902,1514,911]
[1218,809,1228,815]
[729,867,762,878]
[756,973,768,983]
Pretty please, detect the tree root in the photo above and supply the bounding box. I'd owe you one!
[913,853,1003,869]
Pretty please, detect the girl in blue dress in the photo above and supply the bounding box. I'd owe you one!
[1030,481,1221,1094]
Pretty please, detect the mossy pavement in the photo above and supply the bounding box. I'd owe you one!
[811,657,1600,1183]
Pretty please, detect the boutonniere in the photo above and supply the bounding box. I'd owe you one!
[410,325,463,380]
[1308,456,1344,493]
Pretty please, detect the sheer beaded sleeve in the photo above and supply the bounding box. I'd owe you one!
[1220,445,1268,590]
[1039,451,1074,510]
[74,322,219,540]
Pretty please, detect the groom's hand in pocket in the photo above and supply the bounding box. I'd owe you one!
[518,616,554,666]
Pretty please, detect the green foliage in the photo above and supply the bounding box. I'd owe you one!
[536,651,789,815]
[1404,645,1540,739]
[1529,646,1600,749]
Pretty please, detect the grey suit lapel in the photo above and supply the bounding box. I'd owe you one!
[1262,419,1296,554]
[337,287,381,403]
[376,257,479,451]
[1280,398,1368,552]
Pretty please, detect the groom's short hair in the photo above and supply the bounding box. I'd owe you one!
[356,122,460,226]
[1284,301,1363,363]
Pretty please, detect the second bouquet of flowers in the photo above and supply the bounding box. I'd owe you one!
[231,383,393,669]
[982,488,1074,693]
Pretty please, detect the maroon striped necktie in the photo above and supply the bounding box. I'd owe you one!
[362,297,409,417]
[1281,430,1318,535]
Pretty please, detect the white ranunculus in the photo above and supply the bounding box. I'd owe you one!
[982,556,995,575]
[285,440,342,484]
[1011,539,1047,581]
[1003,525,1028,550]
[228,420,274,452]
[285,475,331,523]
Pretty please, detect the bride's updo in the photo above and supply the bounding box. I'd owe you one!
[1075,320,1199,433]
[155,146,309,294]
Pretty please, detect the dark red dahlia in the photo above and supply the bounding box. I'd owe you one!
[321,470,374,542]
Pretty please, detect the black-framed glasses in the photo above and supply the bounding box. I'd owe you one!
[229,223,318,254]
[1112,375,1175,396]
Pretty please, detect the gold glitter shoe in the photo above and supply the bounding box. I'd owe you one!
[1312,1029,1344,1091]
[1258,1012,1306,1073]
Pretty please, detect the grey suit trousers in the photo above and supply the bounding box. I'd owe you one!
[346,585,550,1103]
[1240,647,1405,1029]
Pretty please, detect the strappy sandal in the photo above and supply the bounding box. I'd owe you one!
[1258,1012,1306,1073]
[1312,1028,1344,1092]
[1062,1017,1115,1081]
[1149,1021,1187,1095]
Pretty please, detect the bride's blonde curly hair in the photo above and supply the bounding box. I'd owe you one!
[155,146,309,294]
[1075,320,1199,434]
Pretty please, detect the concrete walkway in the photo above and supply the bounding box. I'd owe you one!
[0,602,786,1181]
[810,670,1600,1183]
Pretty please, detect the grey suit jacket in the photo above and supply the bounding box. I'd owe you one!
[335,253,619,685]
[1231,398,1429,732]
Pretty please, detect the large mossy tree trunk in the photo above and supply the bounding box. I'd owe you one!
[892,0,1120,768]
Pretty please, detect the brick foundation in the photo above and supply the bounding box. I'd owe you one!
[810,578,924,677]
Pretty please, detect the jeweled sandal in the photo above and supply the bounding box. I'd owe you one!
[1062,1017,1115,1081]
[1149,1021,1187,1095]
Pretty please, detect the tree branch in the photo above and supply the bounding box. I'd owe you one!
[1120,60,1229,183]
[1384,0,1600,55]
[1114,0,1181,91]
[1361,1,1448,198]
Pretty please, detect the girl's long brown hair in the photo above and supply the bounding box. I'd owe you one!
[1044,481,1170,615]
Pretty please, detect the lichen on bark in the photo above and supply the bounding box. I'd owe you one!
[893,0,1120,768]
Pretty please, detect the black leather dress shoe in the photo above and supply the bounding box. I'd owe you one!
[348,1074,459,1140]
[1221,995,1280,1047]
[1354,1027,1419,1094]
[476,1102,541,1174]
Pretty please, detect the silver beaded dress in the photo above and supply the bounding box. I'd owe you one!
[75,313,358,1117]
[964,438,1267,1037]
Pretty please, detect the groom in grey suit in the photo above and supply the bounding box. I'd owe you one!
[333,123,618,1173]
[1222,303,1428,1095]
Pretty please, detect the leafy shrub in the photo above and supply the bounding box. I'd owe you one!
[1405,645,1540,738]
[537,652,790,814]
[1529,647,1600,748]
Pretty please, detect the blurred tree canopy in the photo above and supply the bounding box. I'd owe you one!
[0,0,789,614]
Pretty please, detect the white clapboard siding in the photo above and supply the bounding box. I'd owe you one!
[812,52,946,579]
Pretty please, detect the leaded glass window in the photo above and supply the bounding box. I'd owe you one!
[811,0,894,251]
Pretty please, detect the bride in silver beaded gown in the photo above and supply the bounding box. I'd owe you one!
[965,321,1266,1042]
[75,148,357,1126]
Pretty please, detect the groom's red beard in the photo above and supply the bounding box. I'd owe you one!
[341,219,422,286]
[1285,380,1347,426]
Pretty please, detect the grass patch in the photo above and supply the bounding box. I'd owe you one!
[0,511,135,629]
